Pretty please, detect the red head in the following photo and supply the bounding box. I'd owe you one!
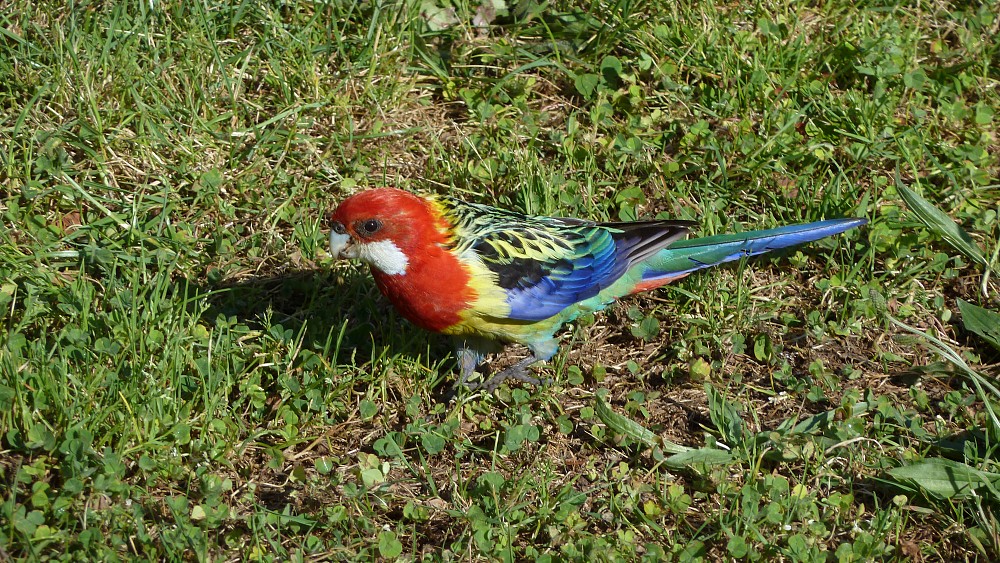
[328,188,448,275]
[328,188,475,332]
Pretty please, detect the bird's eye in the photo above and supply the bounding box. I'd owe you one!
[358,219,383,235]
[331,221,346,235]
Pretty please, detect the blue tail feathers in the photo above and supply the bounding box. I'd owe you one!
[642,217,868,281]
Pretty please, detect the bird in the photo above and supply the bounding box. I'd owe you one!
[328,187,867,392]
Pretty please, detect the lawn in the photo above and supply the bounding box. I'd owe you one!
[2,0,999,560]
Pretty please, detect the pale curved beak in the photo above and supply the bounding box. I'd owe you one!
[329,231,354,259]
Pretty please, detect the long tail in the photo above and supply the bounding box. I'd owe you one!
[633,218,867,290]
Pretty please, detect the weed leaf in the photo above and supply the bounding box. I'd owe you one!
[705,384,747,445]
[573,73,600,98]
[888,458,1000,500]
[595,396,688,454]
[958,299,1000,351]
[774,401,871,435]
[897,184,990,270]
[663,448,733,470]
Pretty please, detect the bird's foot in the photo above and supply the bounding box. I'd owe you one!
[459,355,552,393]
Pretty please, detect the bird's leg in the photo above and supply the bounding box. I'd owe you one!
[454,345,484,389]
[453,336,498,391]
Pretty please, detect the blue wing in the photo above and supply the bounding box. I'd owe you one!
[438,195,692,322]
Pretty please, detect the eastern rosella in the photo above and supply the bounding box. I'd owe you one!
[328,188,866,391]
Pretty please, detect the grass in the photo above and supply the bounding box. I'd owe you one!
[1,0,999,559]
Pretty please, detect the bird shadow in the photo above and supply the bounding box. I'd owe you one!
[201,266,456,396]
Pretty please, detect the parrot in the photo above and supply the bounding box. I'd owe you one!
[328,187,867,392]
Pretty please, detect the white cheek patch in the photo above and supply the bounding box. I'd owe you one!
[355,240,409,275]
